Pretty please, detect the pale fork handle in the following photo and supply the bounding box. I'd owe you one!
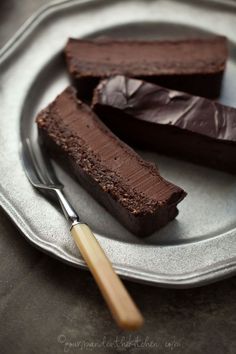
[71,223,144,330]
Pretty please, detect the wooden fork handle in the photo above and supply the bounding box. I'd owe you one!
[71,223,144,330]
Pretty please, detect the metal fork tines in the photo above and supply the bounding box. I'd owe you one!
[21,138,79,225]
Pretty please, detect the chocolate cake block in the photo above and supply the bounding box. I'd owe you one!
[65,36,228,99]
[92,75,236,174]
[36,87,186,236]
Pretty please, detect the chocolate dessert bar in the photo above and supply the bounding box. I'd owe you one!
[65,37,228,99]
[93,75,236,174]
[36,87,186,236]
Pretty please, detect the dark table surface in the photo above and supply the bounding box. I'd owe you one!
[0,1,235,353]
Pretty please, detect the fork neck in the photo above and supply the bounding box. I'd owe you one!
[54,189,80,227]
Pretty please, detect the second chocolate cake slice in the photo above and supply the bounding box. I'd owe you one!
[65,36,228,99]
[92,76,236,173]
[36,87,186,236]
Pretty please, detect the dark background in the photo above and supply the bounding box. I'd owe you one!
[0,1,235,353]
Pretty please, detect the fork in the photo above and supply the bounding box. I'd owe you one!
[20,137,143,330]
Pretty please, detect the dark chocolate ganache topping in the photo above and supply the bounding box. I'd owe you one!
[95,75,236,142]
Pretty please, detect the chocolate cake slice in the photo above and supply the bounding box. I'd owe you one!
[65,36,228,99]
[92,75,236,174]
[36,87,186,236]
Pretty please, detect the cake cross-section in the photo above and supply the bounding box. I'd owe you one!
[36,87,186,236]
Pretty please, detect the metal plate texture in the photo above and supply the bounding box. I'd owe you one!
[0,0,236,287]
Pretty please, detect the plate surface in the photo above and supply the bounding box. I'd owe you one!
[0,0,236,287]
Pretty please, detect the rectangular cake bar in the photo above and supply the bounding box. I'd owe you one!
[36,87,186,236]
[65,36,228,99]
[93,75,236,174]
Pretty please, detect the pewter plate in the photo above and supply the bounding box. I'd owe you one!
[0,0,236,287]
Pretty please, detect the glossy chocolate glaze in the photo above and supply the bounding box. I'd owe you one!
[36,87,186,236]
[93,76,236,173]
[94,76,236,141]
